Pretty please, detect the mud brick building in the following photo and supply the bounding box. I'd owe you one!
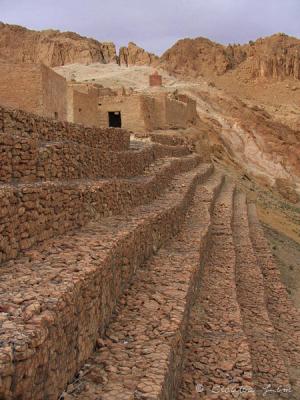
[98,90,198,131]
[67,82,100,127]
[0,62,67,120]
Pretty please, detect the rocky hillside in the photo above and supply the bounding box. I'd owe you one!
[119,42,158,66]
[0,23,157,67]
[0,23,118,66]
[159,33,300,81]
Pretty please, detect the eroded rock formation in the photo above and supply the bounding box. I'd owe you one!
[159,33,300,81]
[0,22,117,67]
[118,42,159,66]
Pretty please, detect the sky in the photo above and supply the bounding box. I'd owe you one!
[1,0,300,55]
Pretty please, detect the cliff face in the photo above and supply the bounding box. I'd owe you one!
[159,34,300,81]
[159,37,235,78]
[0,23,160,68]
[1,23,300,80]
[118,42,159,66]
[0,23,117,67]
[238,34,300,80]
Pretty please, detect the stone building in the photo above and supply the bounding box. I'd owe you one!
[0,62,198,132]
[149,71,163,87]
[0,62,67,121]
[98,90,198,132]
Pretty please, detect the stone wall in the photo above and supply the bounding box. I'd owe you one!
[0,163,208,400]
[0,152,199,265]
[0,106,130,183]
[0,105,195,266]
[0,62,67,121]
[0,106,129,149]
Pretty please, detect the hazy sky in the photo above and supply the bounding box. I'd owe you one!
[1,0,300,55]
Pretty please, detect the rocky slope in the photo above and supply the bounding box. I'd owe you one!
[119,42,158,66]
[159,33,300,81]
[177,86,300,203]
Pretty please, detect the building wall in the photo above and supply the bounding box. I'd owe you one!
[0,62,67,121]
[166,97,189,128]
[140,94,166,130]
[98,91,198,132]
[68,84,100,127]
[41,64,67,121]
[166,95,198,128]
[99,94,146,131]
[0,62,42,115]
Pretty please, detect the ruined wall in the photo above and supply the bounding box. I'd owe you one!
[0,63,42,115]
[98,91,197,132]
[0,62,67,121]
[165,95,198,128]
[141,92,198,131]
[41,64,67,121]
[140,94,166,130]
[166,97,189,128]
[68,84,100,127]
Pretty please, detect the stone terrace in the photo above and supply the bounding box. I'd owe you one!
[0,106,299,400]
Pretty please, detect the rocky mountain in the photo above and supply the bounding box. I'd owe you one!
[119,42,158,66]
[0,23,117,66]
[159,33,300,81]
[0,23,158,68]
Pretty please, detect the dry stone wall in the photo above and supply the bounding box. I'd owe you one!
[0,107,129,149]
[0,153,199,265]
[38,142,190,181]
[0,105,196,266]
[0,165,211,400]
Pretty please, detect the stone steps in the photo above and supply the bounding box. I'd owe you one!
[37,141,190,181]
[247,203,300,398]
[0,153,202,264]
[58,170,224,400]
[178,180,256,400]
[0,164,212,400]
[233,191,290,398]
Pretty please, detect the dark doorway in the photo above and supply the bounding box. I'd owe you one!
[108,111,122,128]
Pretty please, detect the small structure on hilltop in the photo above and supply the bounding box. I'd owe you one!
[149,71,163,87]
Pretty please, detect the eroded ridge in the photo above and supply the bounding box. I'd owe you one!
[178,180,256,400]
[0,164,212,400]
[60,171,224,400]
[247,203,300,398]
[233,191,290,398]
